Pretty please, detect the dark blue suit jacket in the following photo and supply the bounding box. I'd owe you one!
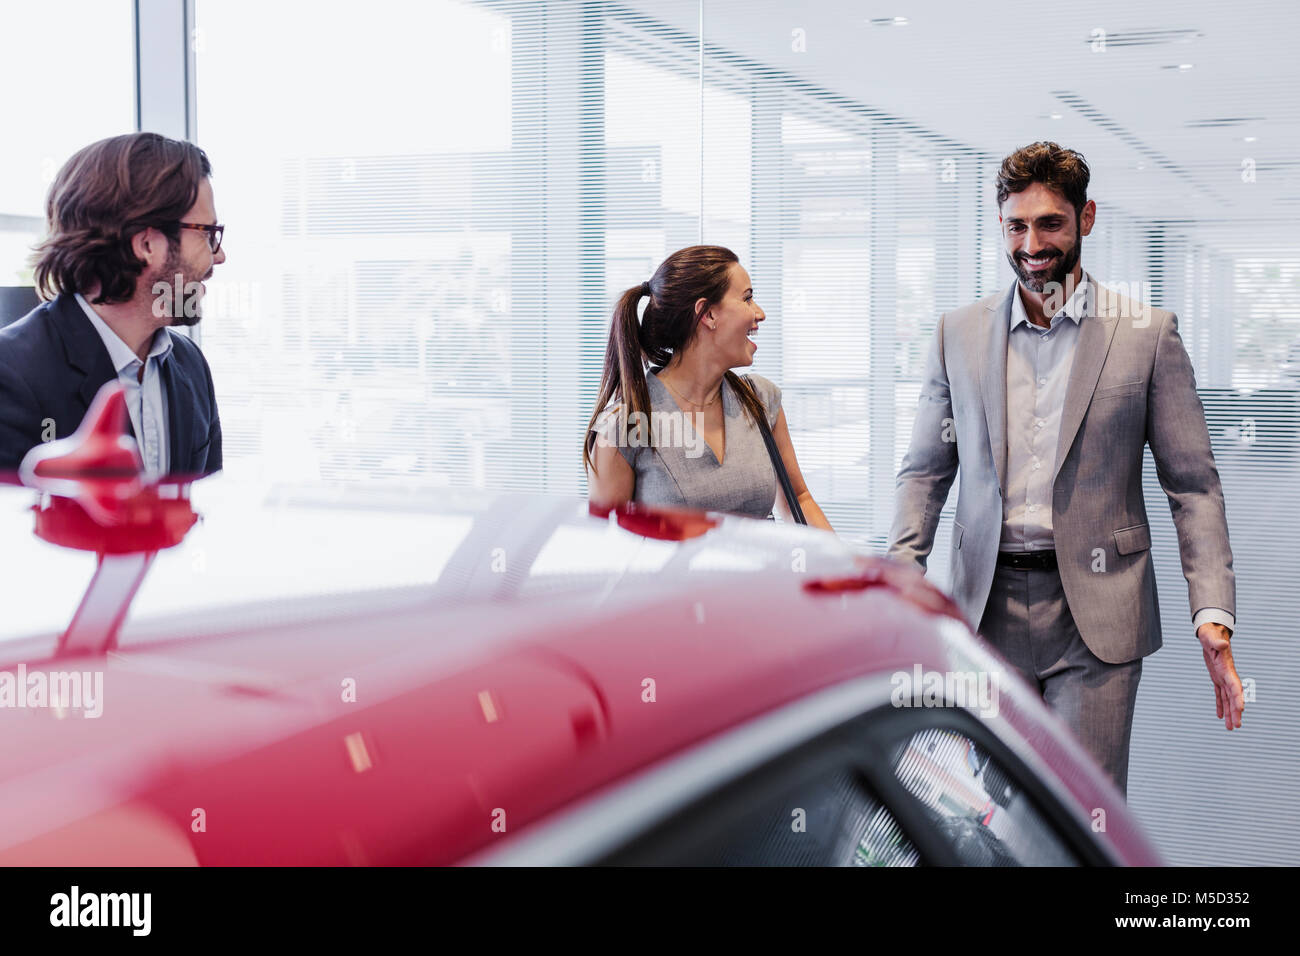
[0,293,222,480]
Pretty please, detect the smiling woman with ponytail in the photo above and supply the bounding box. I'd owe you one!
[584,245,833,530]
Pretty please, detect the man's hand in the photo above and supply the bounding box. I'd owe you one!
[1197,622,1243,730]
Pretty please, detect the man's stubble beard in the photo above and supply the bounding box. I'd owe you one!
[1007,223,1083,294]
[150,244,205,328]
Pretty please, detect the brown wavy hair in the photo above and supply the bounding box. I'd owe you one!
[31,132,212,305]
[995,141,1090,214]
[583,245,769,477]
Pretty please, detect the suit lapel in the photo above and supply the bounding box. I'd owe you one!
[55,295,116,406]
[1052,279,1121,481]
[160,342,197,472]
[47,293,126,426]
[978,282,1015,495]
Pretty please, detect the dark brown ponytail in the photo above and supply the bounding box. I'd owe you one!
[584,245,769,476]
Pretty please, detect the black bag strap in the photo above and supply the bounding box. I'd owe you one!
[742,375,807,525]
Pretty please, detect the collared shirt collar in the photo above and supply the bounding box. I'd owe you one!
[74,292,174,373]
[1009,271,1091,332]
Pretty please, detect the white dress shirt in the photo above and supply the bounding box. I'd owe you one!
[1001,276,1086,553]
[1000,277,1233,634]
[75,293,172,479]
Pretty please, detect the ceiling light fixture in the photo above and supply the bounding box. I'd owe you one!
[1084,28,1202,48]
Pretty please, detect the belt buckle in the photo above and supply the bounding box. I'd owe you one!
[1000,549,1052,570]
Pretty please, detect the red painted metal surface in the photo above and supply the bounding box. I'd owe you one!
[21,382,142,486]
[0,403,1161,866]
[805,554,966,623]
[590,499,719,541]
[33,491,197,555]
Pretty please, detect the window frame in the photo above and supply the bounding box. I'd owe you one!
[598,704,1108,867]
[466,673,1119,867]
[598,736,938,866]
[851,705,1110,867]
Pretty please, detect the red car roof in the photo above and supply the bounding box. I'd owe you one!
[0,387,1160,865]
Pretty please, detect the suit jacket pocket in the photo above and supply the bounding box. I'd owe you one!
[1094,380,1145,401]
[1114,523,1151,555]
[952,518,966,550]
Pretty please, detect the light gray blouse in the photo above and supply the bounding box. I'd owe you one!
[592,369,784,519]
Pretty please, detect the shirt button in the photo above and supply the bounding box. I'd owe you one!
[1029,504,1039,513]
[1038,378,1047,386]
[1035,419,1045,429]
[1033,460,1041,470]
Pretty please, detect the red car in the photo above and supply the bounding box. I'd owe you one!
[0,385,1160,866]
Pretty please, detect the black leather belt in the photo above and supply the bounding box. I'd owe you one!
[997,549,1058,571]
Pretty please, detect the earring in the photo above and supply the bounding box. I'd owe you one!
[709,322,717,330]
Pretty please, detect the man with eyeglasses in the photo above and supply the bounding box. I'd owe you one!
[0,132,225,480]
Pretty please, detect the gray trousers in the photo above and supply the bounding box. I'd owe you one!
[978,562,1143,797]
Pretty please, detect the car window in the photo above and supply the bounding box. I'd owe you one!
[598,740,921,868]
[887,727,1079,866]
[685,767,919,867]
[598,701,1096,867]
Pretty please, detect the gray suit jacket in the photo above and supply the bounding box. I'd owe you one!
[887,278,1235,664]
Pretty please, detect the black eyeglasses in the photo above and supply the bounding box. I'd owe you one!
[175,221,224,254]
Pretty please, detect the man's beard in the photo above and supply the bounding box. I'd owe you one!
[150,246,208,328]
[1007,232,1082,294]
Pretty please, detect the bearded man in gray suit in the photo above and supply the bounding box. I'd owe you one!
[887,142,1243,796]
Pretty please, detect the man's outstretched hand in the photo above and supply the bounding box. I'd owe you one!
[1198,622,1243,731]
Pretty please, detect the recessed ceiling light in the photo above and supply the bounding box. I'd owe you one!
[1049,113,1062,120]
[1178,63,1193,71]
[867,16,909,26]
[1244,136,1257,142]
[1136,162,1146,171]
[893,16,908,25]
